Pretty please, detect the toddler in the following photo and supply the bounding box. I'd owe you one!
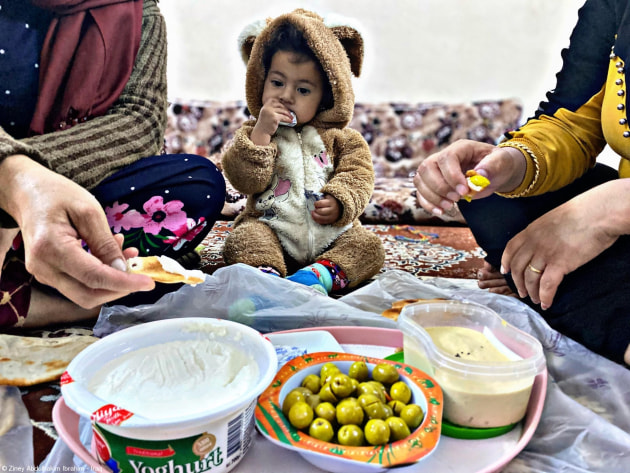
[222,9,384,295]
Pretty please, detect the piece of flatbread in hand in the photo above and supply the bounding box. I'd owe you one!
[0,334,97,387]
[126,255,205,285]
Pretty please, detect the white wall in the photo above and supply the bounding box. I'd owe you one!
[159,0,619,168]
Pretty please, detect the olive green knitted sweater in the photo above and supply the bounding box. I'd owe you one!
[0,0,167,191]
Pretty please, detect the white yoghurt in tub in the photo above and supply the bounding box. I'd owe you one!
[88,338,259,420]
[60,317,277,473]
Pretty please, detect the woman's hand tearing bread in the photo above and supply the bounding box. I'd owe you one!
[126,255,205,285]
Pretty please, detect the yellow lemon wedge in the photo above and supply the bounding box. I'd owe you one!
[463,170,490,202]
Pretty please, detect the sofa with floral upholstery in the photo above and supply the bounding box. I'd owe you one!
[163,99,523,225]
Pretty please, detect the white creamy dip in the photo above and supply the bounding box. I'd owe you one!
[405,326,534,428]
[88,338,259,420]
[426,326,510,362]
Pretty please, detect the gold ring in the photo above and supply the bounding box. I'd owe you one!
[527,264,543,274]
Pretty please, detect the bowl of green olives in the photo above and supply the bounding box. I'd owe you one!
[255,352,443,473]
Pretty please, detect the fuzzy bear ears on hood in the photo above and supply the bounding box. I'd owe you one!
[237,9,364,77]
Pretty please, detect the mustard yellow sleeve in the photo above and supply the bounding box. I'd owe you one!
[498,87,607,197]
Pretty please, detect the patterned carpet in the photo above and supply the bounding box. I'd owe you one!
[199,221,486,279]
[24,222,485,465]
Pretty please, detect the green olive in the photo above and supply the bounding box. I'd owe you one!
[386,416,411,441]
[355,382,372,397]
[318,382,338,403]
[309,417,335,442]
[293,387,317,410]
[364,419,391,446]
[357,393,381,410]
[330,373,355,398]
[389,381,412,404]
[314,401,337,424]
[301,374,321,393]
[288,401,314,430]
[348,361,369,382]
[400,404,424,430]
[319,363,341,385]
[336,398,364,426]
[366,381,387,402]
[291,360,421,448]
[282,389,307,417]
[293,386,314,397]
[337,424,364,446]
[304,393,320,411]
[388,400,407,416]
[372,363,400,385]
[358,393,388,420]
[356,381,384,401]
[363,399,390,421]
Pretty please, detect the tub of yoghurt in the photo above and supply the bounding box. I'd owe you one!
[60,317,277,473]
[398,300,545,429]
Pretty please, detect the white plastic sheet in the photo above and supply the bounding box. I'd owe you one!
[94,263,397,336]
[44,266,630,471]
[0,386,33,468]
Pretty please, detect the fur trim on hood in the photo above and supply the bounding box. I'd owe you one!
[238,9,364,129]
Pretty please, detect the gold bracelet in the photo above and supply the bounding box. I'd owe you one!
[495,142,540,198]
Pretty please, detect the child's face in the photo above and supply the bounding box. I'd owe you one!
[262,51,325,126]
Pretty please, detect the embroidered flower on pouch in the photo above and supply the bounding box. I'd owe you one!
[105,201,144,233]
[141,196,187,234]
[105,197,192,255]
[164,217,208,251]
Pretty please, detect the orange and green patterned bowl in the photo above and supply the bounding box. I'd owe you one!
[255,352,443,473]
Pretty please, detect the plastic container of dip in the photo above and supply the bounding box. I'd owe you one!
[398,300,545,429]
[60,317,277,473]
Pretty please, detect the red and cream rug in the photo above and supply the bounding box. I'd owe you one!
[199,221,485,280]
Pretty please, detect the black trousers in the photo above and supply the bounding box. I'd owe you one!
[91,153,226,306]
[459,163,630,365]
[92,153,226,258]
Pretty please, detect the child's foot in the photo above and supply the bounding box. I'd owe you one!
[286,268,328,295]
[477,261,517,297]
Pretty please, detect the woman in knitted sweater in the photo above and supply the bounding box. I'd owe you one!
[0,0,225,327]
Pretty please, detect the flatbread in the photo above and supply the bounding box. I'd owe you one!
[0,334,97,386]
[126,255,205,285]
[381,298,447,321]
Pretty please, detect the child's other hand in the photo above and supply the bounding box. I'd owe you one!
[251,99,294,145]
[311,194,340,224]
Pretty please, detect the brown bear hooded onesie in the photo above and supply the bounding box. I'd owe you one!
[222,9,384,289]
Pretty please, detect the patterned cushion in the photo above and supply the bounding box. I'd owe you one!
[164,99,522,223]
